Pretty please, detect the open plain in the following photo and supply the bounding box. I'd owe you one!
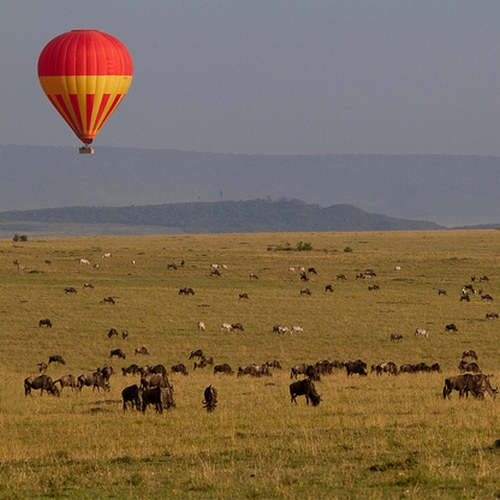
[1,230,500,499]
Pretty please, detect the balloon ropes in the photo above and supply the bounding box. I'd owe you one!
[38,30,133,154]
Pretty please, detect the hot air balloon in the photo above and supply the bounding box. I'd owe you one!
[38,30,133,154]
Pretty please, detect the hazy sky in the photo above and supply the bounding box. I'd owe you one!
[1,1,499,156]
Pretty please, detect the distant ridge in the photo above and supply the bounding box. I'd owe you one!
[0,199,443,237]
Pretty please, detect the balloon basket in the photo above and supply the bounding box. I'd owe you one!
[79,146,95,154]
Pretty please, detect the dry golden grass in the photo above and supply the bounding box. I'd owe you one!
[0,230,500,498]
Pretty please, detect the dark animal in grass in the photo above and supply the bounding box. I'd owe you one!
[38,361,48,373]
[101,296,116,305]
[249,273,259,280]
[24,375,60,396]
[481,294,494,301]
[438,289,447,296]
[445,323,458,332]
[189,349,204,359]
[480,275,490,282]
[54,374,78,393]
[443,374,497,399]
[300,272,309,282]
[266,359,283,370]
[238,293,249,300]
[368,284,380,291]
[308,267,317,275]
[110,349,126,359]
[390,333,403,342]
[399,364,416,374]
[458,360,481,373]
[336,274,347,281]
[97,365,114,383]
[78,372,109,392]
[238,364,270,377]
[64,287,77,294]
[122,384,142,411]
[122,364,140,376]
[179,287,195,295]
[171,363,188,375]
[141,386,175,414]
[469,374,497,399]
[290,379,321,406]
[193,358,208,370]
[214,363,234,375]
[122,330,129,339]
[48,355,66,365]
[203,385,218,412]
[140,373,170,391]
[149,364,168,377]
[231,322,244,331]
[371,362,398,376]
[325,284,333,292]
[462,349,478,360]
[431,363,442,373]
[300,288,311,295]
[108,328,118,338]
[343,359,368,376]
[167,263,177,270]
[82,282,94,289]
[486,312,499,319]
[38,318,52,328]
[134,346,149,356]
[290,363,309,379]
[460,294,470,302]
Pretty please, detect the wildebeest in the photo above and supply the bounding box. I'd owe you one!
[290,363,309,379]
[289,379,321,406]
[390,333,403,342]
[445,323,458,332]
[101,296,116,305]
[54,374,78,393]
[122,364,140,376]
[265,359,282,370]
[214,363,234,375]
[415,328,428,337]
[78,372,109,392]
[210,268,221,276]
[37,361,48,373]
[110,349,126,359]
[308,267,317,275]
[83,282,94,289]
[38,318,52,328]
[300,272,309,282]
[481,293,494,301]
[368,284,380,291]
[64,287,77,294]
[231,322,244,331]
[325,284,334,292]
[97,365,114,383]
[239,293,249,300]
[438,289,447,296]
[122,330,129,339]
[486,312,499,319]
[300,288,311,296]
[469,374,497,399]
[458,360,481,373]
[336,274,347,281]
[48,354,66,365]
[249,273,259,280]
[480,275,490,282]
[189,349,204,359]
[141,386,175,414]
[140,373,170,390]
[134,346,149,356]
[462,349,478,360]
[122,384,141,411]
[108,328,119,338]
[193,358,208,370]
[202,385,218,412]
[238,364,269,377]
[171,363,188,375]
[167,262,177,270]
[460,293,470,302]
[179,287,195,295]
[24,375,60,396]
[444,373,497,399]
[343,359,368,376]
[371,362,398,376]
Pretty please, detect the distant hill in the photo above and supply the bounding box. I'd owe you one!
[0,199,443,237]
[1,144,500,227]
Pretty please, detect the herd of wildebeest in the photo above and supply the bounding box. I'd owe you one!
[21,257,499,414]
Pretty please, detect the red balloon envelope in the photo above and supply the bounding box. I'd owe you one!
[38,30,133,149]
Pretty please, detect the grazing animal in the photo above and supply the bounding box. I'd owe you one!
[445,323,458,332]
[167,263,177,270]
[171,363,188,375]
[122,330,129,339]
[368,284,380,291]
[38,318,52,328]
[134,346,149,356]
[238,293,249,300]
[197,321,206,331]
[203,385,218,412]
[48,355,66,365]
[189,349,204,359]
[480,275,490,282]
[37,361,48,373]
[431,363,442,373]
[83,282,94,289]
[110,349,126,359]
[101,296,116,305]
[336,274,347,281]
[108,328,119,338]
[290,363,309,379]
[486,312,499,319]
[438,289,447,296]
[308,267,317,275]
[140,373,170,390]
[344,359,368,376]
[460,293,470,302]
[179,287,195,295]
[141,386,175,414]
[101,253,112,258]
[78,372,109,392]
[372,362,398,376]
[458,360,481,373]
[325,284,334,292]
[221,323,232,332]
[443,374,475,399]
[415,328,428,337]
[45,259,52,265]
[300,288,311,296]
[266,360,283,370]
[64,287,77,294]
[214,363,234,375]
[210,269,221,276]
[469,374,497,399]
[193,359,208,370]
[394,266,401,271]
[97,365,114,383]
[481,293,494,301]
[54,374,78,393]
[231,322,244,331]
[299,272,309,282]
[122,364,140,376]
[462,349,478,360]
[249,273,259,280]
[24,375,60,396]
[390,333,403,342]
[122,384,141,411]
[289,379,321,406]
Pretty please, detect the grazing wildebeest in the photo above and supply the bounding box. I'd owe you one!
[193,358,208,370]
[371,362,398,376]
[140,373,170,391]
[197,321,206,331]
[54,374,78,393]
[481,294,494,301]
[479,275,490,282]
[97,365,114,383]
[314,359,343,375]
[45,259,52,266]
[150,364,168,377]
[290,363,309,379]
[368,284,380,291]
[24,375,60,396]
[38,361,48,373]
[83,282,94,289]
[325,284,334,292]
[445,323,458,332]
[167,263,177,270]
[189,349,204,359]
[438,289,447,296]
[211,268,221,276]
[462,350,478,360]
[431,363,442,373]
[231,322,244,331]
[415,328,428,337]
[142,386,175,414]
[399,364,416,374]
[64,287,77,294]
[289,379,321,406]
[171,363,188,375]
[300,288,311,296]
[291,325,304,334]
[443,374,475,399]
[308,267,317,275]
[179,287,195,295]
[38,318,52,328]
[343,359,368,376]
[203,385,218,412]
[239,293,249,300]
[486,312,499,319]
[48,355,66,365]
[78,372,109,392]
[460,293,470,302]
[336,274,347,281]
[108,328,119,338]
[134,346,149,356]
[122,384,141,411]
[469,374,497,399]
[101,296,116,305]
[249,273,259,280]
[110,349,126,359]
[122,364,140,376]
[237,364,260,377]
[214,363,234,375]
[122,330,129,339]
[458,360,481,373]
[299,272,309,282]
[266,359,283,370]
[413,362,432,373]
[390,333,403,342]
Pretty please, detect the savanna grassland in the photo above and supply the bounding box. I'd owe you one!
[1,230,500,499]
